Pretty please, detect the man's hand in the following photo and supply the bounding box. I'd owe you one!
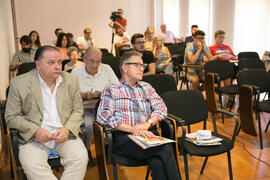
[84,91,96,99]
[52,128,69,143]
[137,130,155,138]
[34,128,54,143]
[195,41,202,50]
[132,123,151,136]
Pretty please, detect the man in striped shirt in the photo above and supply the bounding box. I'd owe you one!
[97,51,181,180]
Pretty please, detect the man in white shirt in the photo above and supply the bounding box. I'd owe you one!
[158,24,177,44]
[5,45,88,180]
[72,46,118,163]
[77,28,95,51]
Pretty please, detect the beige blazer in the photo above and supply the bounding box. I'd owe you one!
[5,69,84,144]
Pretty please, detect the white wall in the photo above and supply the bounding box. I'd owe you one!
[14,0,154,50]
[0,0,15,100]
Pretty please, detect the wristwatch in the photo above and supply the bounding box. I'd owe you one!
[147,119,154,127]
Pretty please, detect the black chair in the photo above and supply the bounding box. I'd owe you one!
[238,58,265,70]
[238,51,260,60]
[161,90,239,180]
[142,74,177,96]
[17,62,36,76]
[102,56,121,79]
[61,59,70,71]
[163,43,174,47]
[237,69,270,149]
[205,60,239,121]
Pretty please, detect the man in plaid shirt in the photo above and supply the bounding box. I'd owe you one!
[97,51,181,180]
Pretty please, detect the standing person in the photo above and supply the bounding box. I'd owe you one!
[64,47,84,72]
[209,30,238,107]
[144,26,155,51]
[29,30,42,49]
[184,30,215,90]
[55,33,70,61]
[77,28,95,51]
[152,35,174,75]
[5,45,88,180]
[158,24,177,44]
[131,33,156,75]
[184,25,198,46]
[72,46,118,164]
[97,51,181,180]
[108,8,127,32]
[10,35,36,71]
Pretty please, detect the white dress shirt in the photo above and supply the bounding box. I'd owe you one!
[38,73,63,149]
[76,36,95,50]
[71,63,119,93]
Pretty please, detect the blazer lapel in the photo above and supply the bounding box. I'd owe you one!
[29,70,43,114]
[56,76,64,117]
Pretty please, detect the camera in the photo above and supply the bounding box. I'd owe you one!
[110,11,121,21]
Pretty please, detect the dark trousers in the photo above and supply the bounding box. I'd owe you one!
[112,131,181,180]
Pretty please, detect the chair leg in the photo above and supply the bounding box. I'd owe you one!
[219,94,225,123]
[265,120,270,133]
[200,157,208,174]
[183,153,189,180]
[236,125,242,136]
[229,95,235,112]
[257,112,264,149]
[227,151,233,180]
[113,164,118,180]
[145,167,150,180]
[22,169,27,180]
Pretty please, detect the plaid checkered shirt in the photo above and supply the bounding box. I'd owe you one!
[96,80,167,128]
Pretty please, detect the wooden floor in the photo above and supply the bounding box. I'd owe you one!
[1,108,270,179]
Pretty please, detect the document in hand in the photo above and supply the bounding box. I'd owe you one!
[127,135,175,149]
[186,132,223,146]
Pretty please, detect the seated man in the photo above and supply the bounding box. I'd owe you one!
[5,45,88,179]
[114,28,131,57]
[10,35,36,71]
[209,30,238,107]
[184,30,215,90]
[77,28,95,51]
[72,46,118,163]
[184,24,198,46]
[158,24,177,44]
[97,51,181,180]
[131,33,156,75]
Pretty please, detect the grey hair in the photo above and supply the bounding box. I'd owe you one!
[119,51,142,74]
[83,46,102,60]
[67,46,78,57]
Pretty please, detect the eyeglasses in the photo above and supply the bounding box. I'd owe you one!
[135,41,145,45]
[196,37,205,40]
[125,62,145,69]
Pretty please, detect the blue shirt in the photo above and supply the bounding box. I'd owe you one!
[184,42,210,65]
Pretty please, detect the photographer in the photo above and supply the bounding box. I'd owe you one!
[108,8,127,32]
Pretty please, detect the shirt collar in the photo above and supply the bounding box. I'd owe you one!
[82,64,101,78]
[38,71,62,89]
[120,79,142,89]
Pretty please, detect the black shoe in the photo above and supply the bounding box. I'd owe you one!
[225,99,234,108]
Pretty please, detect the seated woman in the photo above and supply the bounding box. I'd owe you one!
[152,35,174,75]
[64,46,84,72]
[29,30,42,49]
[55,33,70,61]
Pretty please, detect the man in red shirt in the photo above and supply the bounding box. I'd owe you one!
[209,30,237,61]
[209,30,238,108]
[108,8,127,32]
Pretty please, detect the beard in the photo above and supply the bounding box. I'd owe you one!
[22,47,31,53]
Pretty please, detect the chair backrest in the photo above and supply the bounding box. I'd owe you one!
[239,85,257,136]
[238,51,260,60]
[204,73,218,112]
[17,62,36,76]
[93,122,110,180]
[102,56,121,79]
[205,60,234,80]
[142,74,177,96]
[237,69,270,93]
[163,43,174,47]
[167,43,186,56]
[238,58,265,70]
[161,90,208,126]
[61,60,71,71]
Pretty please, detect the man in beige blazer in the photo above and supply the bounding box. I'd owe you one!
[5,45,88,180]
